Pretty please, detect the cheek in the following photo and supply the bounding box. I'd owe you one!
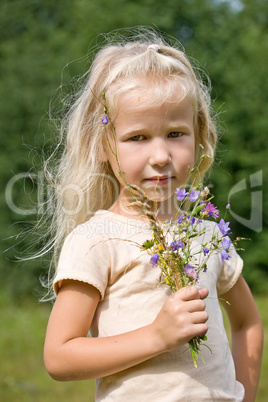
[106,149,122,182]
[107,148,138,185]
[179,142,195,164]
[118,144,143,167]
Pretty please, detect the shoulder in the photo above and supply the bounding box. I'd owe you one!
[68,210,125,243]
[73,210,113,237]
[54,212,115,298]
[61,210,150,260]
[59,211,116,261]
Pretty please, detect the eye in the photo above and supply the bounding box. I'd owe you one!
[168,132,182,138]
[130,134,145,141]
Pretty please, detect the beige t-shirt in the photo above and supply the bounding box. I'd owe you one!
[54,210,245,401]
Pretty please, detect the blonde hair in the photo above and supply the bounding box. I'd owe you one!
[44,27,217,289]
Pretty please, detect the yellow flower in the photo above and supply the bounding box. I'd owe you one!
[164,277,171,286]
[157,244,164,252]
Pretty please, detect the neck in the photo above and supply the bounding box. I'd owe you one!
[109,190,179,223]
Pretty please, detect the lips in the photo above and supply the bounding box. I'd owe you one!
[145,176,173,185]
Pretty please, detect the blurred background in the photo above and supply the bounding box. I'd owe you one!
[0,0,267,400]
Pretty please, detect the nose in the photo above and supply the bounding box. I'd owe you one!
[149,139,171,167]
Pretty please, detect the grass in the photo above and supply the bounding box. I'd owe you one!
[0,293,95,401]
[222,295,268,402]
[0,291,267,401]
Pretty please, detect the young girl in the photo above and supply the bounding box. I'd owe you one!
[44,29,263,401]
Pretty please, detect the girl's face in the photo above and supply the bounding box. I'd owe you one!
[106,79,196,216]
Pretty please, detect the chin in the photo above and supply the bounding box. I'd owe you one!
[143,189,172,203]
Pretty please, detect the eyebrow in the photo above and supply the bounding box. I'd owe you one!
[120,128,146,137]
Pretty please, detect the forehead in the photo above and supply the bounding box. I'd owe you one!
[111,80,195,137]
[107,76,196,115]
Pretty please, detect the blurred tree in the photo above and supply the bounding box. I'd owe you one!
[0,0,267,299]
[183,0,268,289]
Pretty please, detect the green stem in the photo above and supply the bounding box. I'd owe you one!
[102,93,138,202]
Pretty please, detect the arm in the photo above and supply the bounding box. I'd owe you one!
[221,275,263,402]
[44,279,209,381]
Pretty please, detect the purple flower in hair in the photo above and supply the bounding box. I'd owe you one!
[101,115,109,125]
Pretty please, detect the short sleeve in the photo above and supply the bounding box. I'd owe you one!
[216,245,244,295]
[53,224,111,299]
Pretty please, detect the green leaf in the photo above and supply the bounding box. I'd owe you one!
[142,239,154,249]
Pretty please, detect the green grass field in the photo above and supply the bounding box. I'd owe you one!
[222,296,268,401]
[1,292,267,401]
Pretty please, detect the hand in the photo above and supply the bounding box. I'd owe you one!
[150,286,209,353]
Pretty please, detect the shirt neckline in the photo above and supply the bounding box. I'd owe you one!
[94,209,152,229]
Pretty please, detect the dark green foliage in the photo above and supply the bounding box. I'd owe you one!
[142,239,155,250]
[0,0,267,298]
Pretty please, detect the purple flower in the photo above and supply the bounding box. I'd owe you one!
[175,188,188,201]
[101,115,109,125]
[221,250,230,262]
[217,219,231,236]
[170,240,184,250]
[221,236,231,251]
[190,216,195,225]
[189,189,200,202]
[150,253,159,266]
[226,204,231,209]
[183,264,198,280]
[202,201,219,220]
[177,215,184,224]
[203,246,209,256]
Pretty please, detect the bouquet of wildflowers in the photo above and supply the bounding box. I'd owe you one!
[128,178,236,368]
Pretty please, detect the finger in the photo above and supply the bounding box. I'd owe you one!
[187,299,207,313]
[176,286,201,302]
[198,288,209,300]
[191,310,209,324]
[192,323,208,337]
